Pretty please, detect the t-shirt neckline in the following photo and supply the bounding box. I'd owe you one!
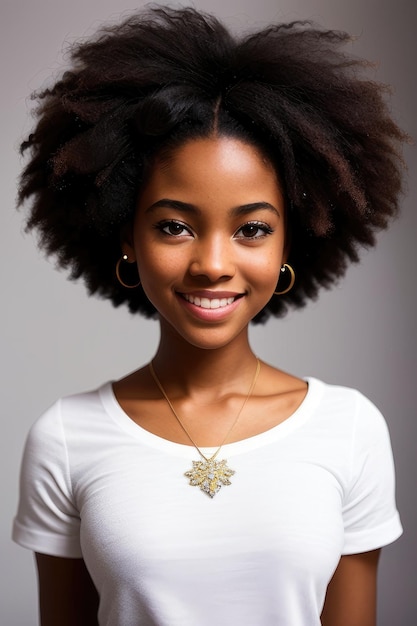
[99,377,324,457]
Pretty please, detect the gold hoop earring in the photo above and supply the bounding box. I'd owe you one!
[274,263,295,295]
[115,255,141,289]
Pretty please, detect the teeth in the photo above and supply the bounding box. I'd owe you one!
[184,294,236,309]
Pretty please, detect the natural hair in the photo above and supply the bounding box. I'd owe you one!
[18,5,408,323]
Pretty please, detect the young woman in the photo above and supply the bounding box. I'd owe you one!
[13,7,406,625]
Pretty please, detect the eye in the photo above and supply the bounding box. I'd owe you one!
[155,220,193,237]
[234,221,274,239]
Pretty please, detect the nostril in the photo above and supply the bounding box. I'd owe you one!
[188,251,236,280]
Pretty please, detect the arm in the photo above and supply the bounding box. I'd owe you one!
[321,549,380,626]
[35,553,99,626]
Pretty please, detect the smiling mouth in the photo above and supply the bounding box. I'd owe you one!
[182,294,241,310]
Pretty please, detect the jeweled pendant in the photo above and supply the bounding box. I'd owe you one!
[185,457,235,498]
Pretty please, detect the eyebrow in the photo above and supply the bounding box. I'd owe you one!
[145,199,281,217]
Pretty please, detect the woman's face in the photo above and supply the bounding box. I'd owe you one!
[124,136,287,350]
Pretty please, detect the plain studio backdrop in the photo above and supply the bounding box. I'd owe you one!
[1,0,415,623]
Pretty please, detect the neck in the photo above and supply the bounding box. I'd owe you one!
[152,324,257,394]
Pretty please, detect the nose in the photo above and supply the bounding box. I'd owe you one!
[188,234,235,282]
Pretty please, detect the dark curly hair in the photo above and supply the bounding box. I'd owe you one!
[18,5,408,323]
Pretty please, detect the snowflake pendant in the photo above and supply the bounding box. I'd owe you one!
[185,458,235,498]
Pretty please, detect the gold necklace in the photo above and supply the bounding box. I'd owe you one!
[149,358,261,498]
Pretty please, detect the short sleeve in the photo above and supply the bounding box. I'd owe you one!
[12,401,82,558]
[342,392,402,554]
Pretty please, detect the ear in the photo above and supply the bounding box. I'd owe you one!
[119,222,136,261]
[282,213,292,264]
[282,246,291,265]
[281,233,291,265]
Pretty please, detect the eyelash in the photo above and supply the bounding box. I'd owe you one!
[154,220,191,237]
[154,220,274,239]
[235,221,274,239]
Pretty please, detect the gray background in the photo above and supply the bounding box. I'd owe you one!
[1,0,415,623]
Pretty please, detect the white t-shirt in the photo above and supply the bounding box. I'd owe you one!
[13,378,402,625]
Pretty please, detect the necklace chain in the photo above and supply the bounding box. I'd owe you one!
[149,358,260,461]
[148,358,261,498]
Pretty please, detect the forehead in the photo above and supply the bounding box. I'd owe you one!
[138,136,283,209]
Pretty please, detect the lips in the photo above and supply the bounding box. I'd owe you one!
[183,294,237,310]
[177,291,244,321]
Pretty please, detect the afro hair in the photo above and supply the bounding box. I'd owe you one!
[18,6,408,322]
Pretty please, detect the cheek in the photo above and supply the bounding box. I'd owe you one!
[136,242,186,303]
[242,247,282,287]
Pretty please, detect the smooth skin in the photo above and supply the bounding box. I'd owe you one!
[35,136,380,625]
[36,554,99,626]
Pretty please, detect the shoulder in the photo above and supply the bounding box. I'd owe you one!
[308,377,384,418]
[305,377,390,442]
[26,383,112,445]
